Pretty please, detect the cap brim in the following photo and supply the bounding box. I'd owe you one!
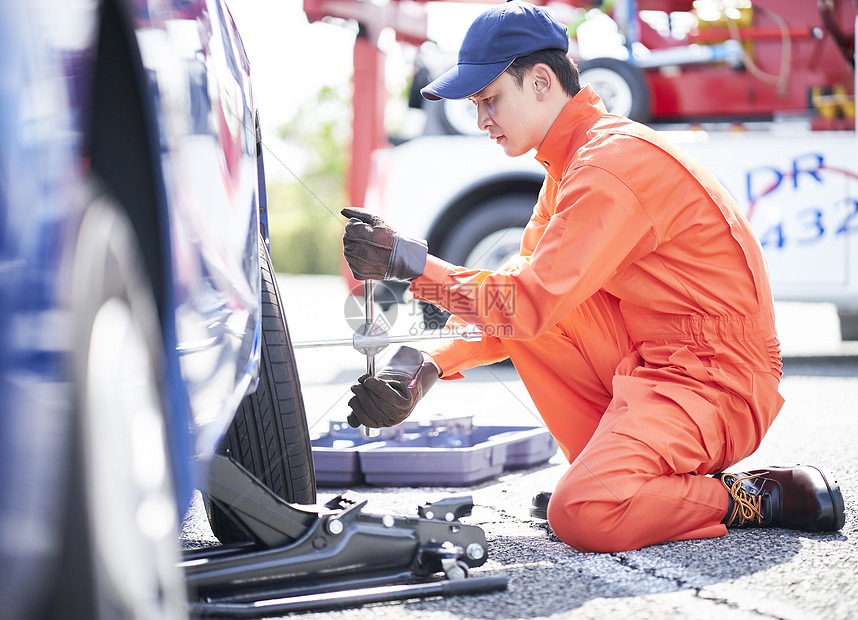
[420,59,514,101]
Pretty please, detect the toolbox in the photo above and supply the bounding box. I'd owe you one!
[312,415,557,487]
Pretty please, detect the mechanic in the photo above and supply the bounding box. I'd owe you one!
[340,0,845,552]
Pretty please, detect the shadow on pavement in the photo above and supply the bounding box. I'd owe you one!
[392,525,843,619]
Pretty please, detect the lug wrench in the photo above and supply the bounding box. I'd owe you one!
[293,279,481,436]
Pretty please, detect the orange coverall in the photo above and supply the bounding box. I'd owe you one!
[409,86,784,553]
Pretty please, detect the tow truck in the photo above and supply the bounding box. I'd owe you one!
[304,0,858,338]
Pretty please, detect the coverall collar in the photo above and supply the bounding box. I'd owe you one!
[534,85,607,184]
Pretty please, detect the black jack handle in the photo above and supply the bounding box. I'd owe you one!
[191,575,508,617]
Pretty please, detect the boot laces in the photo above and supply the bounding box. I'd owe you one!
[721,471,769,527]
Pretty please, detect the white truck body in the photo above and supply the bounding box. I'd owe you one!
[667,125,857,310]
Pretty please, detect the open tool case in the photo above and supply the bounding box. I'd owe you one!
[312,415,558,487]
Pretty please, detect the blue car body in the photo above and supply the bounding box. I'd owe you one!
[0,0,268,610]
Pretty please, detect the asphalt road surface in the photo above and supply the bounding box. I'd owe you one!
[181,275,858,619]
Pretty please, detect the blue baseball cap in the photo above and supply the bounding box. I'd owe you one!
[421,0,569,101]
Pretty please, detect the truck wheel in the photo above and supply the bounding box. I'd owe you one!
[424,195,535,328]
[439,194,534,269]
[441,98,483,136]
[578,57,650,123]
[205,237,316,544]
[58,193,188,619]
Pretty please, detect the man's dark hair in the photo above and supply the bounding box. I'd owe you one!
[507,48,580,97]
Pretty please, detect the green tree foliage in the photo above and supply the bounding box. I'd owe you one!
[266,85,348,275]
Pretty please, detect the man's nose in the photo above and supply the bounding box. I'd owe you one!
[476,102,491,132]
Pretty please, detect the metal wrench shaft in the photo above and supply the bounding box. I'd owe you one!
[293,331,484,350]
[364,280,375,375]
[362,280,379,438]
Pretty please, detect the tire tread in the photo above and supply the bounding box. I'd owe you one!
[206,239,316,544]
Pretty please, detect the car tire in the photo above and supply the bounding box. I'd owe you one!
[205,236,316,544]
[56,190,189,619]
[578,57,650,123]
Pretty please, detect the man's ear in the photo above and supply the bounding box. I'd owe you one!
[531,64,553,100]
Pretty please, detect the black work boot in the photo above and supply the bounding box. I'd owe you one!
[716,465,845,532]
[530,491,551,520]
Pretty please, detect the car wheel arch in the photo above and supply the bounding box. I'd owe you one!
[88,0,197,504]
[89,0,172,326]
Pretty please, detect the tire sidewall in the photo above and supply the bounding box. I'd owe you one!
[66,191,187,619]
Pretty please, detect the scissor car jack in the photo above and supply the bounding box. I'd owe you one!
[184,455,506,616]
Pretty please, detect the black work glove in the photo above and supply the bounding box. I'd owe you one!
[341,208,428,281]
[347,346,440,429]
